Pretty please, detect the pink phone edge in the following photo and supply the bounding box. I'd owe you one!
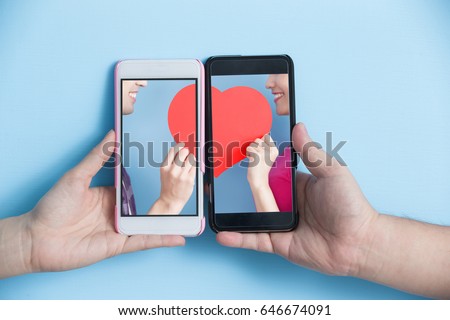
[114,60,122,234]
[114,59,205,236]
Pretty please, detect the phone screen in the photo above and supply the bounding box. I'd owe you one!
[121,78,198,216]
[210,71,294,215]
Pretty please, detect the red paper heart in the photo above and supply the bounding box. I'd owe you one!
[168,85,272,177]
[168,84,197,156]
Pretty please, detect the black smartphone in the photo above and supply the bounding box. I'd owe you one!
[205,55,298,232]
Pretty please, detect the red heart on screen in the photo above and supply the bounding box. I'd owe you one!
[168,85,272,177]
[168,84,197,156]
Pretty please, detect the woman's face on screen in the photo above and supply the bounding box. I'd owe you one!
[265,74,289,116]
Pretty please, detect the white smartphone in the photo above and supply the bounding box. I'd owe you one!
[114,59,204,235]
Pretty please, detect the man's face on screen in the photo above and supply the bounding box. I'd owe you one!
[122,80,148,115]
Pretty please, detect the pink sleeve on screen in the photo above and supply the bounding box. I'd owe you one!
[269,147,293,212]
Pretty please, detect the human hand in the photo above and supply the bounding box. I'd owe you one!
[217,123,378,276]
[150,143,196,214]
[246,134,279,189]
[0,131,185,277]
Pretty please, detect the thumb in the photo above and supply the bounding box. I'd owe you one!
[292,123,344,178]
[122,235,186,253]
[74,130,116,182]
[216,232,276,254]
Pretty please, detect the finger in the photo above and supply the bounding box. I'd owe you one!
[266,134,276,148]
[75,130,115,181]
[260,141,276,157]
[168,148,189,177]
[174,147,190,166]
[254,138,264,146]
[246,146,257,159]
[164,143,184,167]
[183,153,195,172]
[261,141,271,149]
[122,235,185,253]
[246,145,256,154]
[163,147,176,168]
[216,232,275,253]
[187,155,197,180]
[292,123,345,178]
[188,161,196,178]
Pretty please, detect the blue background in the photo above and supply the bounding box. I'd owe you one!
[212,74,292,213]
[1,0,449,299]
[123,79,197,215]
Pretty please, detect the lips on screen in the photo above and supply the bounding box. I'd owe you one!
[211,74,293,214]
[121,79,198,216]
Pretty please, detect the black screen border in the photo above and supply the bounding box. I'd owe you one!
[205,55,298,232]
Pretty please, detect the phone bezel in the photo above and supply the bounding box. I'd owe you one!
[205,55,298,233]
[115,59,204,236]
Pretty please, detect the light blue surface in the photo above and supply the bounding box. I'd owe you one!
[212,74,292,213]
[122,79,197,215]
[1,0,449,299]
